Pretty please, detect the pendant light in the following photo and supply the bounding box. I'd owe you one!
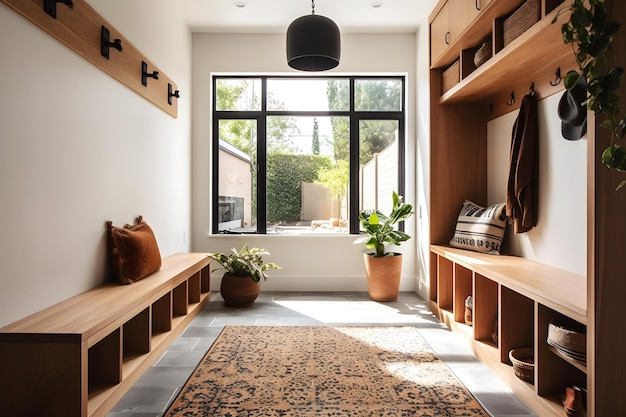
[286,0,341,71]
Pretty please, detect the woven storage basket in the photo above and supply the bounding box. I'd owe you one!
[474,40,492,67]
[503,0,541,47]
[509,348,534,383]
[442,60,460,94]
[548,321,586,354]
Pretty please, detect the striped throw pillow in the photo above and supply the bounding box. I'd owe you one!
[450,200,507,254]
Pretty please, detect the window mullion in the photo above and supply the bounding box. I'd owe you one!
[349,78,360,234]
[257,78,268,234]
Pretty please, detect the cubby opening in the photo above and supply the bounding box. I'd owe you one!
[173,281,188,317]
[188,271,201,304]
[500,287,534,367]
[474,273,498,347]
[453,263,473,324]
[88,329,121,393]
[152,292,172,335]
[122,308,150,360]
[201,265,211,293]
[537,304,587,400]
[437,256,454,311]
[544,0,562,15]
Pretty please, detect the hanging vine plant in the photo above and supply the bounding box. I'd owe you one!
[554,0,625,187]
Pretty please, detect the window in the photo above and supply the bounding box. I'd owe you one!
[212,76,405,234]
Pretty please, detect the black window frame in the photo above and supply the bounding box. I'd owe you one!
[212,75,406,235]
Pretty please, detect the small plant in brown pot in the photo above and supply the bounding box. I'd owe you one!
[211,244,281,307]
[354,191,414,301]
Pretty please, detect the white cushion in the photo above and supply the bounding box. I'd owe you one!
[450,200,507,254]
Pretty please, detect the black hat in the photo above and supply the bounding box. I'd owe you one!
[558,76,587,141]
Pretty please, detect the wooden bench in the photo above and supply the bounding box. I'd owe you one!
[429,245,586,417]
[0,252,211,417]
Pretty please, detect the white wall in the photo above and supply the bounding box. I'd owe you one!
[487,94,587,275]
[191,33,418,292]
[414,12,436,300]
[0,1,192,327]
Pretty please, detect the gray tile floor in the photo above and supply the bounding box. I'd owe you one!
[107,291,537,417]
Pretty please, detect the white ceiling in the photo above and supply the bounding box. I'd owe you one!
[181,0,437,33]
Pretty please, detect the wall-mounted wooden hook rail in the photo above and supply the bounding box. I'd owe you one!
[168,83,180,105]
[2,0,179,118]
[44,0,73,19]
[101,26,122,59]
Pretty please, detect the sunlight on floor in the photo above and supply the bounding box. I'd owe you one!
[274,299,437,324]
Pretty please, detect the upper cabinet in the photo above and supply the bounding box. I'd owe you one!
[428,0,575,118]
[430,1,450,66]
[430,0,489,66]
[450,0,485,39]
[429,0,527,69]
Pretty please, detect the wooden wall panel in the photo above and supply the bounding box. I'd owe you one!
[1,0,179,118]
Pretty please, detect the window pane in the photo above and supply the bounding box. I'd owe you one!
[218,119,257,232]
[359,120,399,215]
[267,78,349,112]
[354,79,402,112]
[266,116,349,234]
[216,79,261,111]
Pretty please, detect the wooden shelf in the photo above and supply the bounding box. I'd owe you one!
[429,246,588,417]
[430,0,526,69]
[548,346,587,374]
[431,0,578,119]
[428,0,626,414]
[440,4,574,104]
[0,253,211,417]
[431,245,586,323]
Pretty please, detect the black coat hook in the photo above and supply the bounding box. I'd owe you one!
[168,83,180,105]
[550,67,562,86]
[101,26,123,60]
[506,91,516,106]
[529,82,535,96]
[485,103,493,116]
[141,61,159,86]
[44,0,73,19]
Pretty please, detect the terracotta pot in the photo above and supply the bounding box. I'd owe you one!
[363,253,402,302]
[220,273,260,307]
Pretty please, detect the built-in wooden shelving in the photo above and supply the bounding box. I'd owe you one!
[0,253,211,417]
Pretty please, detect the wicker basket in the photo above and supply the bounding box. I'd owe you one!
[548,321,586,354]
[442,60,460,94]
[474,40,492,67]
[509,348,534,383]
[503,0,541,48]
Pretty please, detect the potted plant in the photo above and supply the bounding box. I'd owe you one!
[554,0,625,188]
[211,244,281,307]
[354,191,414,301]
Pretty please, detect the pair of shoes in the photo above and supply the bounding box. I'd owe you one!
[563,386,586,417]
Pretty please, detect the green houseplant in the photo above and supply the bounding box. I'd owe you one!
[555,0,625,187]
[211,244,281,307]
[354,191,414,301]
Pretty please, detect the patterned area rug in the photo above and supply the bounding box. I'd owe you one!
[164,326,489,416]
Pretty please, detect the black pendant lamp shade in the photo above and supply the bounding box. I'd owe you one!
[286,2,340,71]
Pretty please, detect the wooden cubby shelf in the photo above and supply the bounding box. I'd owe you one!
[432,0,577,119]
[429,245,586,417]
[429,0,626,414]
[0,252,211,417]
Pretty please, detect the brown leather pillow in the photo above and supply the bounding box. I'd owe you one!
[106,216,162,284]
